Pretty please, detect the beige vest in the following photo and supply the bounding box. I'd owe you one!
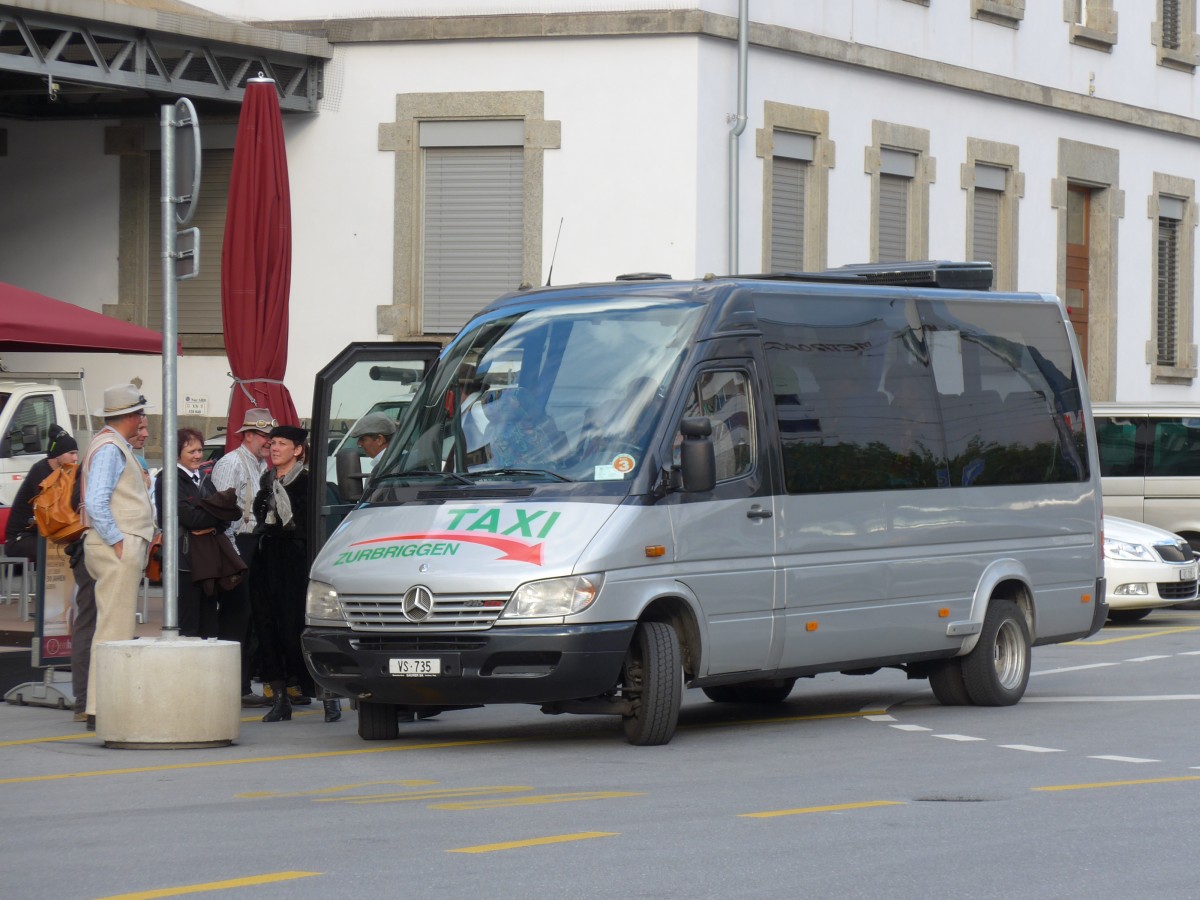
[82,428,156,542]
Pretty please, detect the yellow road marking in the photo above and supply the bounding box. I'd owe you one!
[684,708,889,730]
[739,800,904,818]
[316,785,535,805]
[95,870,320,899]
[0,732,93,748]
[449,832,618,854]
[1071,626,1200,645]
[236,779,438,799]
[0,737,521,785]
[1034,775,1200,792]
[431,790,644,810]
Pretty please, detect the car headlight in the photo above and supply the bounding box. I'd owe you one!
[503,574,603,619]
[1103,537,1156,563]
[306,580,345,622]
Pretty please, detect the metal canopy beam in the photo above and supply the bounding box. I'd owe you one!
[0,7,324,118]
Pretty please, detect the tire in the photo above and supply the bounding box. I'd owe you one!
[621,621,683,746]
[962,598,1031,706]
[928,658,972,706]
[1107,608,1152,624]
[357,700,400,740]
[702,678,796,704]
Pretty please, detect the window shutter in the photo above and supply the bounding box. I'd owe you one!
[1163,0,1182,50]
[1157,216,1180,366]
[973,187,1001,278]
[422,146,524,334]
[878,173,909,263]
[770,156,807,272]
[147,150,232,334]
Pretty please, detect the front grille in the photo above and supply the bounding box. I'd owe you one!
[1158,580,1198,601]
[351,635,488,652]
[1154,541,1193,563]
[341,592,509,632]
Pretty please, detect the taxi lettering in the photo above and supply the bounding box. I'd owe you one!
[444,507,561,539]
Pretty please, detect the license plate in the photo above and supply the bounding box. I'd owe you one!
[388,658,441,677]
[1181,565,1197,582]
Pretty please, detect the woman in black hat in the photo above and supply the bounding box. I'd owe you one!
[251,425,340,722]
[3,426,79,561]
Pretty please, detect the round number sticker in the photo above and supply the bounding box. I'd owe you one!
[612,454,636,474]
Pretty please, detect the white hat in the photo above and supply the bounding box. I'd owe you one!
[348,412,397,438]
[95,383,152,418]
[237,408,278,434]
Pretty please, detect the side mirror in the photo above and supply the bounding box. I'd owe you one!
[335,447,366,502]
[679,416,715,493]
[20,423,42,454]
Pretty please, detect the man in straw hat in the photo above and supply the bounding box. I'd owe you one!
[210,407,276,707]
[79,384,155,730]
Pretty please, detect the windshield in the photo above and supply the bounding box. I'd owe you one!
[376,297,705,484]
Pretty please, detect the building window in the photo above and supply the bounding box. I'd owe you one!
[147,149,232,341]
[1155,0,1199,71]
[1065,0,1118,51]
[1148,176,1197,384]
[419,121,524,334]
[866,122,932,265]
[758,104,834,273]
[962,140,1023,291]
[378,92,561,340]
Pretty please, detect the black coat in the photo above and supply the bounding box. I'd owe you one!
[154,467,227,571]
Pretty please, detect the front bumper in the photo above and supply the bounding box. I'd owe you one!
[302,622,637,706]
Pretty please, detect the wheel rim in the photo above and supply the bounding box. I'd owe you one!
[992,619,1026,689]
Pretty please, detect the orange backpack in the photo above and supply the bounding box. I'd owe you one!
[32,461,85,544]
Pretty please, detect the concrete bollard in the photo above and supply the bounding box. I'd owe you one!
[94,637,240,749]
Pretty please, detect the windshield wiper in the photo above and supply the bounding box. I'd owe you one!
[375,469,474,485]
[469,467,573,482]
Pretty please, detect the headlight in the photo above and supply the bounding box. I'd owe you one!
[1103,537,1156,563]
[306,580,345,621]
[503,574,603,618]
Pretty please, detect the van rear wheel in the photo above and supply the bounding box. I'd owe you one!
[621,621,682,746]
[928,658,971,706]
[702,678,796,704]
[357,700,400,740]
[962,598,1030,706]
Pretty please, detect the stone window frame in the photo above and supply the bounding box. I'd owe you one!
[1051,139,1124,401]
[1147,173,1198,384]
[1063,0,1118,52]
[377,91,560,339]
[1154,0,1200,72]
[973,0,1025,29]
[961,139,1024,292]
[756,102,835,273]
[865,121,934,264]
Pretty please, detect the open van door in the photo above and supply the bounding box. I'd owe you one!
[307,342,442,563]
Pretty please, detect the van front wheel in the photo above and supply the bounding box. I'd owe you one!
[357,701,400,740]
[621,621,682,746]
[962,598,1030,706]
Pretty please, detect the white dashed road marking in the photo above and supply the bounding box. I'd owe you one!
[1125,655,1171,662]
[999,745,1064,753]
[1031,662,1120,676]
[1023,695,1200,702]
[933,734,986,742]
[889,724,931,732]
[1089,755,1160,764]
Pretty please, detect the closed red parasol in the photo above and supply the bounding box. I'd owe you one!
[221,76,300,449]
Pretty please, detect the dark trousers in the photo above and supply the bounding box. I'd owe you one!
[69,551,97,714]
[230,533,260,693]
[250,534,312,694]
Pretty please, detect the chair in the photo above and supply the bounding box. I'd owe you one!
[0,508,35,620]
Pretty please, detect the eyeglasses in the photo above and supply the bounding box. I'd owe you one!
[245,418,278,429]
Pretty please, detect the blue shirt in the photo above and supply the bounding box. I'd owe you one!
[85,431,131,546]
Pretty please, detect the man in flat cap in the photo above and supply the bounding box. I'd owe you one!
[79,384,155,730]
[210,407,276,707]
[348,411,397,464]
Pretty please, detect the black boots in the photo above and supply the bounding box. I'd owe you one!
[262,681,292,722]
[323,699,342,723]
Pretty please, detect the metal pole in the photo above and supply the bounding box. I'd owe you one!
[160,103,179,637]
[727,0,749,275]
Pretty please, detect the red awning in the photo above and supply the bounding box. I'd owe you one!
[0,281,166,354]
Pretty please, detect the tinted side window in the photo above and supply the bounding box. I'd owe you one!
[678,370,755,482]
[758,291,1089,494]
[1095,416,1145,477]
[1148,417,1200,476]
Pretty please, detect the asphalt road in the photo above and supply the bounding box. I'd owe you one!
[4,609,1200,900]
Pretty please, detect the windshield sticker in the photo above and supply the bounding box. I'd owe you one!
[611,454,636,474]
[594,465,623,480]
[334,507,562,567]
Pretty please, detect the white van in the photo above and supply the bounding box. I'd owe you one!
[1093,402,1200,550]
[303,262,1106,745]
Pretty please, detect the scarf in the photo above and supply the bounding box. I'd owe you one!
[265,462,304,527]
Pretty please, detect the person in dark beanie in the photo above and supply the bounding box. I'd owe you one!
[4,426,79,561]
[251,425,332,722]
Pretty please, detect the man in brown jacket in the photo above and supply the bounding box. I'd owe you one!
[80,384,156,730]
